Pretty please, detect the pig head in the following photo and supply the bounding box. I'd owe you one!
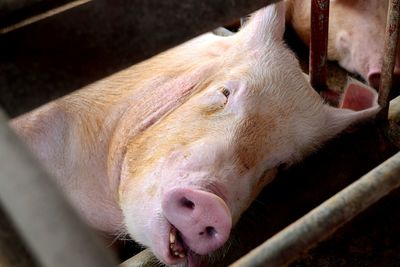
[286,0,400,90]
[10,2,379,267]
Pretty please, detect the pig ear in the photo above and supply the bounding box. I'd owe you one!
[239,2,286,47]
[340,78,378,111]
[323,80,379,134]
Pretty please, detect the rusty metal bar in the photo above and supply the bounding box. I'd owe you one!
[230,151,400,267]
[387,96,400,148]
[0,0,279,118]
[378,0,400,120]
[0,109,118,267]
[309,0,330,92]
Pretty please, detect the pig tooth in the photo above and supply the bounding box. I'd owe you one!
[178,253,185,258]
[169,230,176,244]
[173,251,179,257]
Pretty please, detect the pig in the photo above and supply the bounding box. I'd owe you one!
[285,0,399,90]
[10,2,379,267]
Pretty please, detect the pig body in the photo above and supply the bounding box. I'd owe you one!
[10,3,378,266]
[285,0,399,90]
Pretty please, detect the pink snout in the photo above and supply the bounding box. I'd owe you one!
[367,66,400,89]
[162,188,232,255]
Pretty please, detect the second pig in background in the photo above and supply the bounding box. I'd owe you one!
[286,0,399,90]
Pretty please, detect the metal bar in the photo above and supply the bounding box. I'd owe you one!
[387,96,400,148]
[0,109,118,267]
[0,0,279,118]
[378,0,400,120]
[120,249,159,267]
[230,151,400,267]
[0,205,39,267]
[309,0,330,92]
[1,0,90,34]
[0,0,77,29]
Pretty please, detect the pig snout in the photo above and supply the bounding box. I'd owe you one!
[367,66,400,90]
[162,188,232,255]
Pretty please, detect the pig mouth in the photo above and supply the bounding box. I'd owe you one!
[165,223,232,267]
[169,226,186,259]
[167,224,203,266]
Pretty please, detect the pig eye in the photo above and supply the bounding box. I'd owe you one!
[218,87,230,98]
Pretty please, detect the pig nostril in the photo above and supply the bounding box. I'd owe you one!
[179,197,195,210]
[205,226,217,237]
[198,226,217,237]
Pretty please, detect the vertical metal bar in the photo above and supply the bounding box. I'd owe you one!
[230,151,400,267]
[309,0,330,92]
[0,109,118,267]
[378,0,400,120]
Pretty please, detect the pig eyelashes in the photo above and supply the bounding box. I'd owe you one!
[219,87,230,98]
[218,86,231,104]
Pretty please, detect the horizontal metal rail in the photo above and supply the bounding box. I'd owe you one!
[0,0,79,29]
[1,0,90,34]
[229,151,400,267]
[0,109,118,267]
[0,0,279,118]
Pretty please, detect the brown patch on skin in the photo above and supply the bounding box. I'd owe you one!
[233,113,277,174]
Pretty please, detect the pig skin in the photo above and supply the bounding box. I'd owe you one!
[10,2,379,266]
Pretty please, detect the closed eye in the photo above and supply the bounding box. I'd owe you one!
[218,87,230,98]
